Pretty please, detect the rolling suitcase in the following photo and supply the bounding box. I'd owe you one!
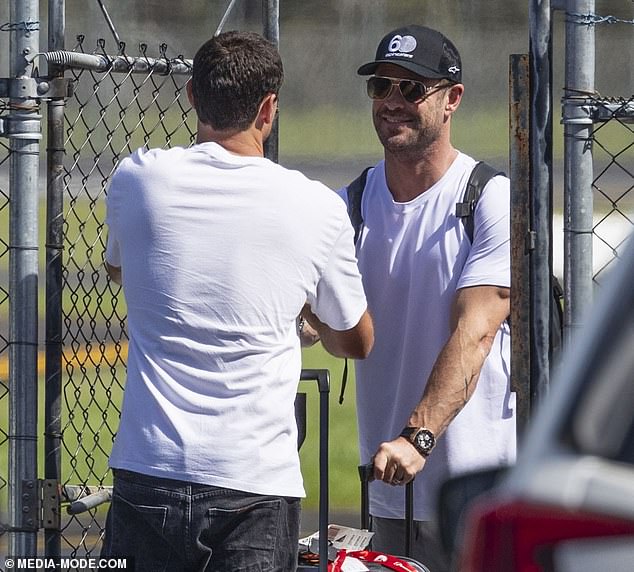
[355,463,431,572]
[296,369,330,572]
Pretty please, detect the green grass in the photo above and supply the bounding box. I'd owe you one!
[279,104,512,161]
[299,346,361,511]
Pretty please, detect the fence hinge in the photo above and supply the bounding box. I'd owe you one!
[41,479,62,530]
[14,479,61,532]
[9,480,62,532]
[0,76,73,100]
[525,230,537,253]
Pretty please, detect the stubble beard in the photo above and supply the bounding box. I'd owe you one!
[373,111,442,161]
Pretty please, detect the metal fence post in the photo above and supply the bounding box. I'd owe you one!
[45,0,66,559]
[262,0,279,163]
[562,0,595,342]
[8,0,41,557]
[509,54,531,441]
[529,0,554,403]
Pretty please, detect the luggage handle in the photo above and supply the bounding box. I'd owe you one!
[358,462,415,558]
[300,369,330,572]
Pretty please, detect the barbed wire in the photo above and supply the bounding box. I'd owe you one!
[0,20,40,32]
[567,12,634,26]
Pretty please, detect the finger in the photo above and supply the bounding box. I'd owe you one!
[391,465,407,485]
[372,452,387,481]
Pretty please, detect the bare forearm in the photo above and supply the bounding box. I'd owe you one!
[301,304,373,359]
[408,286,509,437]
[408,323,492,436]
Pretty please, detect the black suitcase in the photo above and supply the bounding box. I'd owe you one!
[357,463,431,572]
[296,369,330,572]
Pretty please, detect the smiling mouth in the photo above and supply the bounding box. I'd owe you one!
[381,115,413,124]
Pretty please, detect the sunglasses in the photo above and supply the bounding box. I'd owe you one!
[366,76,446,104]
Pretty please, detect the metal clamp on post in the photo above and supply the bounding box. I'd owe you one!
[0,76,73,100]
[0,110,42,139]
[561,97,595,127]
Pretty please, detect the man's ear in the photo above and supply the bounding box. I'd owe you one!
[445,83,464,113]
[257,93,278,127]
[186,78,195,107]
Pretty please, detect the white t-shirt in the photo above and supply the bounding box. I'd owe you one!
[339,152,515,520]
[105,142,367,498]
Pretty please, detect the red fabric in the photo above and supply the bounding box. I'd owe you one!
[329,549,419,572]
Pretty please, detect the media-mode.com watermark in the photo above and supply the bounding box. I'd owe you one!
[4,557,129,570]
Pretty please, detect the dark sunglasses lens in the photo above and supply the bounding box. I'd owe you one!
[399,80,426,103]
[367,77,393,100]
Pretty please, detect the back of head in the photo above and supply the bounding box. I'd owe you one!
[191,31,284,132]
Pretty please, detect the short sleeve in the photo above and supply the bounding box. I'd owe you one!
[104,172,122,267]
[458,175,510,289]
[307,216,368,331]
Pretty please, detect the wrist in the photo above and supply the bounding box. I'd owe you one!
[399,426,436,458]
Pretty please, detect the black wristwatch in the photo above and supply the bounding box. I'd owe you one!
[400,427,436,458]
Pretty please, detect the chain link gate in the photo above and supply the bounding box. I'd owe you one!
[0,0,632,564]
[46,38,196,559]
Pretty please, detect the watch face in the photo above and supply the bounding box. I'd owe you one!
[400,426,435,457]
[414,429,435,453]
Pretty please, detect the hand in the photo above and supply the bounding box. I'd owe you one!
[298,316,320,347]
[372,437,426,486]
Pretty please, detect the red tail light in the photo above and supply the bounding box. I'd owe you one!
[459,499,634,572]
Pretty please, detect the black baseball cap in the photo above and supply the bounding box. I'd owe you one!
[357,25,462,83]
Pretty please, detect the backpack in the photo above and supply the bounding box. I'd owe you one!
[338,162,564,403]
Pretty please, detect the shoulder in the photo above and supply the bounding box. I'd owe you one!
[481,171,510,201]
[113,146,184,178]
[273,163,350,216]
[335,162,383,204]
[456,154,510,201]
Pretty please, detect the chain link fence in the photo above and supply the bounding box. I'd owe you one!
[590,96,634,283]
[0,103,10,509]
[51,37,195,556]
[0,0,632,563]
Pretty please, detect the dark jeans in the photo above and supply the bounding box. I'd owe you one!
[101,469,301,572]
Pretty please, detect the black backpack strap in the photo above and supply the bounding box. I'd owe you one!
[346,167,372,244]
[455,161,504,242]
[339,167,371,405]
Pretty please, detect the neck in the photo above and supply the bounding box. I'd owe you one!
[385,142,458,203]
[196,122,266,157]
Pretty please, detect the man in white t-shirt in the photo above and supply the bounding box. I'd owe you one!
[100,31,373,572]
[339,25,515,571]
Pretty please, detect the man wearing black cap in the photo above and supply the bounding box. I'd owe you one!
[342,25,515,570]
